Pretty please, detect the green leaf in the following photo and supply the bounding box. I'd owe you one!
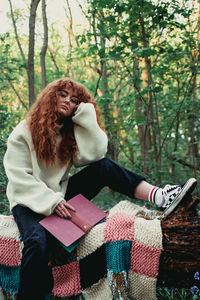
[133,47,157,57]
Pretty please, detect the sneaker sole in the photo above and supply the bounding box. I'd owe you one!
[162,178,197,217]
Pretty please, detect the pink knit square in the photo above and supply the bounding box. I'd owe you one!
[104,213,135,242]
[52,261,81,297]
[130,241,161,278]
[0,237,21,266]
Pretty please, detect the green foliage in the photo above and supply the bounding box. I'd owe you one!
[0,33,26,79]
[0,1,199,297]
[0,138,9,215]
[156,287,200,300]
[0,103,23,215]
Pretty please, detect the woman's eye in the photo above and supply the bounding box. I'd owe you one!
[59,91,68,97]
[71,98,79,105]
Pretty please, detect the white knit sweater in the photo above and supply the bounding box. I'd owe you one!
[3,103,108,216]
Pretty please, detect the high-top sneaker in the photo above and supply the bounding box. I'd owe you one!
[161,178,197,217]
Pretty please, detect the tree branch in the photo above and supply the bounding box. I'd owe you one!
[165,146,200,172]
[28,0,41,106]
[48,46,60,72]
[40,0,48,89]
[8,0,27,68]
[158,73,194,158]
[0,65,28,110]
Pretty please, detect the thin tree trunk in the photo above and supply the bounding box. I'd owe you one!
[129,13,152,173]
[187,1,200,175]
[48,47,60,73]
[173,67,181,154]
[64,0,74,77]
[40,0,48,89]
[134,58,152,173]
[28,0,41,107]
[101,57,118,161]
[165,146,200,171]
[65,0,80,48]
[91,9,119,161]
[139,13,161,175]
[0,65,28,110]
[65,0,73,52]
[8,0,27,68]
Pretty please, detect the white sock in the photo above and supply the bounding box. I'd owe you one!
[148,186,164,207]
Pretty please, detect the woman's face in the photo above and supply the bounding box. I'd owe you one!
[57,88,80,119]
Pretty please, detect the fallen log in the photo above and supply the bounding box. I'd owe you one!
[158,194,200,289]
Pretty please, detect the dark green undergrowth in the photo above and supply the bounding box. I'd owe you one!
[156,287,200,300]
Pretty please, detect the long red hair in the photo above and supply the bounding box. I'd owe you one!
[27,78,104,167]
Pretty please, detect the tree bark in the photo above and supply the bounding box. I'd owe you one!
[158,194,200,289]
[101,51,119,161]
[186,1,200,177]
[128,9,152,174]
[64,0,80,48]
[92,9,119,162]
[8,0,27,68]
[40,0,48,89]
[133,55,152,174]
[28,0,41,107]
[48,46,60,72]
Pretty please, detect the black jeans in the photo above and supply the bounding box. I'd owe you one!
[12,158,144,300]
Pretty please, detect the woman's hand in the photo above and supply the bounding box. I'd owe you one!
[54,200,76,219]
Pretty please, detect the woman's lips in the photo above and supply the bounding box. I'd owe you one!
[61,105,69,111]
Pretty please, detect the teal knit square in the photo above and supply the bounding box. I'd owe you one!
[106,240,132,274]
[0,264,20,294]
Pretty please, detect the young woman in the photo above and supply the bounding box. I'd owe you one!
[3,77,197,300]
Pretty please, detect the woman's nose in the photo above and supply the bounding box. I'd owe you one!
[64,96,70,103]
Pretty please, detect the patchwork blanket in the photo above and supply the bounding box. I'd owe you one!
[0,201,163,300]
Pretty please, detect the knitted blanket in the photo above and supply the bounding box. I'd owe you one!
[0,201,163,300]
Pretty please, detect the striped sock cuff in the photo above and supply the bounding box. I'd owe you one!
[148,187,159,204]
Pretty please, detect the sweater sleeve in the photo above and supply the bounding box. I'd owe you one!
[3,124,64,216]
[72,102,108,167]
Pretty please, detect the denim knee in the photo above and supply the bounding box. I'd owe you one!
[22,230,48,258]
[91,157,113,169]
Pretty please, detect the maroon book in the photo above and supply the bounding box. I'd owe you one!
[39,194,106,247]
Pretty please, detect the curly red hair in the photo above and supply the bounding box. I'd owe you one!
[27,78,104,167]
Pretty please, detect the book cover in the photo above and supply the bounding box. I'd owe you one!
[39,194,106,248]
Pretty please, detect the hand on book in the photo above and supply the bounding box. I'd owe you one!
[54,200,76,219]
[40,194,107,248]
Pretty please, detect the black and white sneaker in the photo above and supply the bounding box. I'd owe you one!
[161,178,197,217]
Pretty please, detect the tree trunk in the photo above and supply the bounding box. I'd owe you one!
[186,1,200,177]
[134,56,152,174]
[93,11,119,162]
[158,194,200,288]
[40,0,48,89]
[139,12,161,177]
[28,0,41,107]
[0,65,28,110]
[48,46,60,73]
[101,57,119,161]
[8,0,27,68]
[129,10,152,174]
